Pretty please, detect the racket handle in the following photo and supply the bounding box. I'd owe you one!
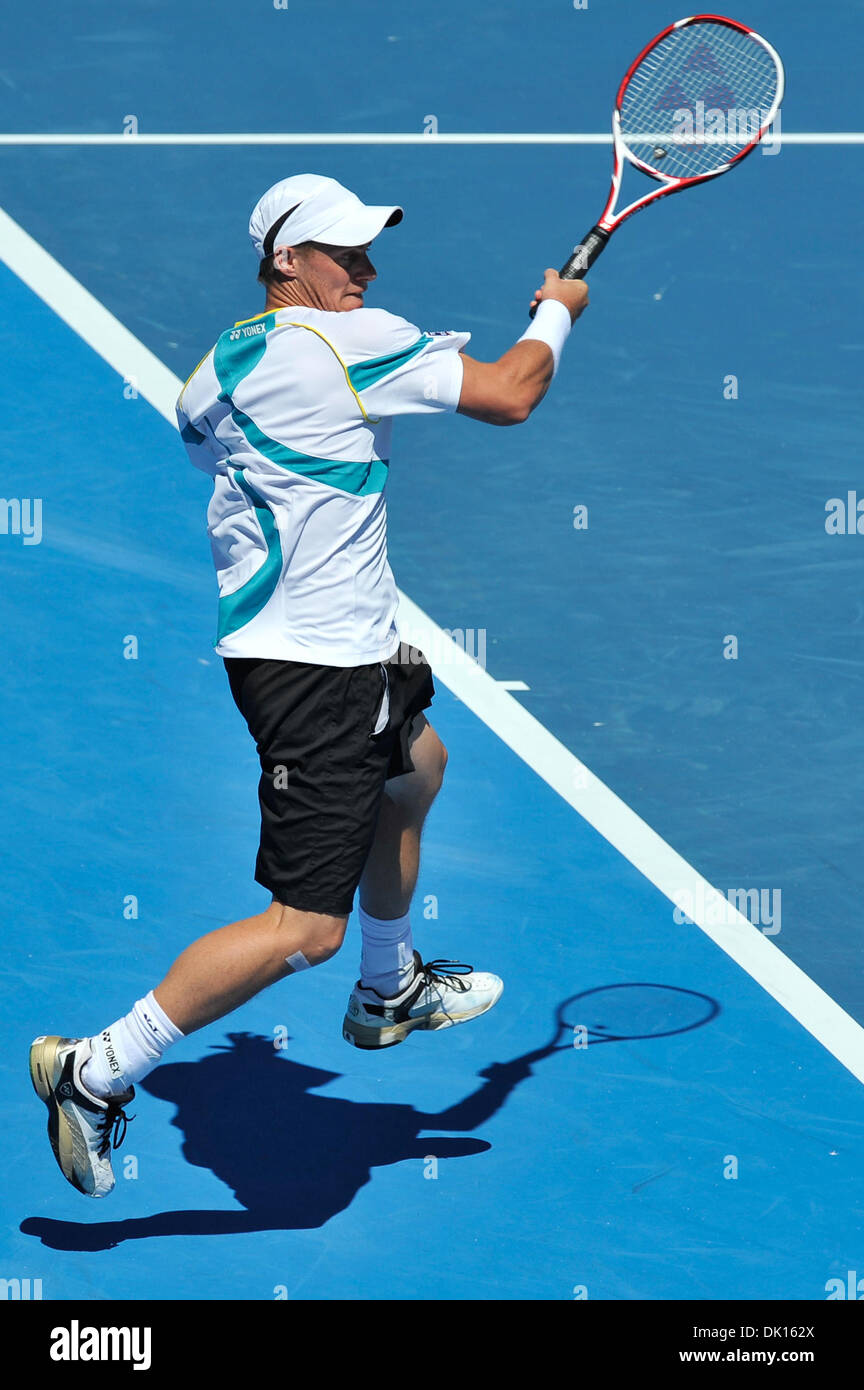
[528,225,609,318]
[559,225,609,280]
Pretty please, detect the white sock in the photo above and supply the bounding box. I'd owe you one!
[82,991,185,1098]
[359,907,415,997]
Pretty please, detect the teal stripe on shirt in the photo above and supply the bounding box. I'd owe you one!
[347,335,432,394]
[232,405,389,496]
[216,469,284,643]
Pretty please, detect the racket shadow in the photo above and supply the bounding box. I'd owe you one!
[480,981,721,1083]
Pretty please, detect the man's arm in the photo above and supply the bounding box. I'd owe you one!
[456,269,589,426]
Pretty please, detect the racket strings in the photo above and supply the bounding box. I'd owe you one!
[620,22,781,180]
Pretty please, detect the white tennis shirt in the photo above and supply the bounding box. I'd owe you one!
[177,305,469,664]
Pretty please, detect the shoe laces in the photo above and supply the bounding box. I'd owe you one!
[421,959,473,993]
[97,1098,135,1158]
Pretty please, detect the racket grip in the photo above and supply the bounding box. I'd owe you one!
[559,225,609,280]
[528,225,609,318]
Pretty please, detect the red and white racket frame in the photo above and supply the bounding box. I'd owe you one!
[556,14,785,283]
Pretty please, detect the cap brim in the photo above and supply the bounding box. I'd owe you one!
[311,204,403,247]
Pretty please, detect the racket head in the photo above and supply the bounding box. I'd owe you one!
[614,15,784,190]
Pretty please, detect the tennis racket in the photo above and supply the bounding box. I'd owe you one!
[531,14,784,312]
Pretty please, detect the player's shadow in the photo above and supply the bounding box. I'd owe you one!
[21,1031,499,1252]
[21,984,719,1252]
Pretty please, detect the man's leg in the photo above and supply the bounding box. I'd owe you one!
[29,901,348,1199]
[30,654,394,1196]
[78,902,347,1102]
[154,902,348,1035]
[58,707,430,1114]
[342,714,502,1049]
[359,713,447,920]
[353,715,446,997]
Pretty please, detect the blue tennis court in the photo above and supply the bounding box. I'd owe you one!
[2,0,863,1304]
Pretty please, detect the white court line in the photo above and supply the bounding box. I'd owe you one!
[0,131,861,145]
[2,202,864,1087]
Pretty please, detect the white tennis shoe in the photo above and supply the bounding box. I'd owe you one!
[343,951,503,1050]
[29,1035,135,1198]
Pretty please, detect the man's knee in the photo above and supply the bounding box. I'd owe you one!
[414,720,448,797]
[433,738,448,792]
[301,920,348,965]
[393,732,447,812]
[269,903,349,966]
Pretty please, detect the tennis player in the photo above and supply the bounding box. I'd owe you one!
[30,173,589,1197]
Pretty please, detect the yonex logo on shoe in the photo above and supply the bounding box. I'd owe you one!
[58,1082,74,1099]
[49,1321,152,1370]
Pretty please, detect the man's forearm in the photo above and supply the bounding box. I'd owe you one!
[495,338,556,416]
[457,340,554,425]
[456,282,584,426]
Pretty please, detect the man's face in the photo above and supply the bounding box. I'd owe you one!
[293,242,377,311]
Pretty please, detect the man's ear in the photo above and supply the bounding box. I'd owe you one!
[273,245,299,278]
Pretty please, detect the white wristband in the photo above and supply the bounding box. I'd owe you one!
[517,297,572,375]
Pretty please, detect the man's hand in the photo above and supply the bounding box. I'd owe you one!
[457,268,589,425]
[529,268,590,323]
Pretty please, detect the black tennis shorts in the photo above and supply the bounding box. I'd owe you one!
[223,642,435,917]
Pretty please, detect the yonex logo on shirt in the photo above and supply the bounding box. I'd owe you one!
[229,323,267,341]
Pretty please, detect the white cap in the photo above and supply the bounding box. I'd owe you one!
[249,174,403,260]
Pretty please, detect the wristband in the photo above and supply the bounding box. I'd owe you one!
[517,297,572,375]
